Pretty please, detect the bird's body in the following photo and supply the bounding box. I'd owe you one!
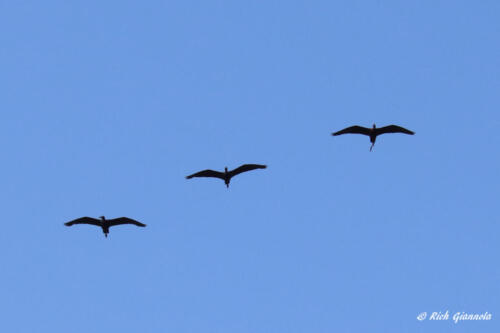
[64,216,146,237]
[332,124,414,151]
[186,164,267,188]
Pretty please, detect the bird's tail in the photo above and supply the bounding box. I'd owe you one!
[370,143,374,152]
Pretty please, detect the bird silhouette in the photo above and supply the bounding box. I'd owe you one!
[64,216,146,237]
[332,124,414,151]
[186,164,267,188]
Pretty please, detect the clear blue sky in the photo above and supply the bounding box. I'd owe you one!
[1,1,499,332]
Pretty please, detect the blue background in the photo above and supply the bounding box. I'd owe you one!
[1,1,499,332]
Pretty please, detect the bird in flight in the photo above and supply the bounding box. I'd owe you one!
[64,216,146,237]
[186,164,267,188]
[332,124,414,151]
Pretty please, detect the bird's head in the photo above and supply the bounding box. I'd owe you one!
[99,216,105,221]
[372,124,376,129]
[225,167,228,173]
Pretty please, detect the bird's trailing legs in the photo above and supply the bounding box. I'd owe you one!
[369,136,376,152]
[103,226,109,238]
[225,167,230,188]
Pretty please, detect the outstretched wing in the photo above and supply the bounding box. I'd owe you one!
[375,125,414,136]
[230,164,267,177]
[65,216,101,227]
[186,169,225,179]
[332,126,371,136]
[108,217,146,227]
